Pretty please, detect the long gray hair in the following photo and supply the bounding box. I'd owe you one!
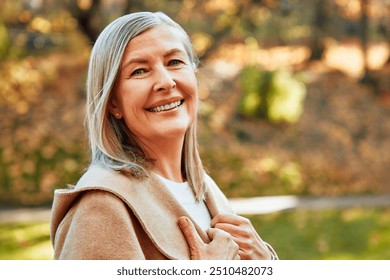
[85,12,206,200]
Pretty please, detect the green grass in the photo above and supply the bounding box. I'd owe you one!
[248,207,390,260]
[0,222,53,260]
[1,207,389,260]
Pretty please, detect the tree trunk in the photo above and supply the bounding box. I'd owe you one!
[309,0,327,60]
[360,0,369,81]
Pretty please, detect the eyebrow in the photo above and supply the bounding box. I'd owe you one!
[163,48,186,58]
[121,48,187,70]
[121,58,148,70]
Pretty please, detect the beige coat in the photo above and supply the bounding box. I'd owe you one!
[50,165,234,260]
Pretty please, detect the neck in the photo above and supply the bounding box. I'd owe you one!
[141,136,185,183]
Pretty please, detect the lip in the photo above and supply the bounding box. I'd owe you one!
[146,98,184,112]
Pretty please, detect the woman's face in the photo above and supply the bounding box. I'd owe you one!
[110,25,198,149]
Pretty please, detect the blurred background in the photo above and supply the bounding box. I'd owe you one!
[0,0,389,260]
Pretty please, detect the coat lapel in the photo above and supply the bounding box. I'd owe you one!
[52,165,234,259]
[204,174,235,217]
[71,165,218,259]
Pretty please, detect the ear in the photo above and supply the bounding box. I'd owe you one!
[108,96,122,119]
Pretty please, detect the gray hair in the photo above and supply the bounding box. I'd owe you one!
[85,12,206,200]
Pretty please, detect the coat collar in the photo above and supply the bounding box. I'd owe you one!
[52,165,233,260]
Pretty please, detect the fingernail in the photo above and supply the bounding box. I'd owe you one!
[178,216,188,227]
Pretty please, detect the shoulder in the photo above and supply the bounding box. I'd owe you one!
[51,165,146,250]
[57,190,132,236]
[52,189,145,259]
[51,188,132,243]
[51,164,146,221]
[74,189,129,216]
[74,164,141,190]
[66,189,136,237]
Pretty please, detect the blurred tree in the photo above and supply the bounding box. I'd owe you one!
[0,22,10,60]
[358,0,386,94]
[238,66,306,124]
[309,0,328,60]
[66,0,103,43]
[1,0,389,207]
[381,3,390,64]
[378,19,389,64]
[359,0,370,83]
[64,0,150,43]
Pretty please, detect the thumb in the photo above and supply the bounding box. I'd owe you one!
[178,216,204,250]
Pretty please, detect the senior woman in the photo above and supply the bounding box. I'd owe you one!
[50,11,278,260]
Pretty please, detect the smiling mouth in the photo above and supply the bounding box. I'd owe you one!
[147,100,184,112]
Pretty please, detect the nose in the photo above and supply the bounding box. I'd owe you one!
[153,66,176,92]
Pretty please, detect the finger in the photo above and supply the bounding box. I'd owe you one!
[206,227,231,241]
[214,222,248,238]
[178,216,204,249]
[238,249,250,260]
[211,213,235,227]
[234,254,241,260]
[232,236,253,250]
[211,213,250,227]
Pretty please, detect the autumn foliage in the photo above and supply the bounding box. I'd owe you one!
[0,0,389,206]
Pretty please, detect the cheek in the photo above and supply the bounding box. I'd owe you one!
[182,77,198,111]
[188,76,199,115]
[183,72,198,99]
[116,82,149,110]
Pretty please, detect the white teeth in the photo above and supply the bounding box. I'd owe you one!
[149,100,182,112]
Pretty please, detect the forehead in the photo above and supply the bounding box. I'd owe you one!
[123,25,187,59]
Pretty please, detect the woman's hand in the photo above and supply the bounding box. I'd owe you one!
[178,216,240,260]
[211,213,277,260]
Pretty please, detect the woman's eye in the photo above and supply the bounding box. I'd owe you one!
[168,59,184,66]
[131,68,146,76]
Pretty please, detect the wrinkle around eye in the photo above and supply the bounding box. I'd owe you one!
[167,58,188,68]
[131,68,148,77]
[168,59,183,66]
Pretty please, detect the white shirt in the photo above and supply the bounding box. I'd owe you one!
[157,174,212,232]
